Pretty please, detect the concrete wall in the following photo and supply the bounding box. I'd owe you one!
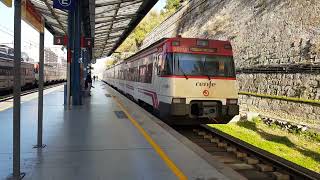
[142,0,320,127]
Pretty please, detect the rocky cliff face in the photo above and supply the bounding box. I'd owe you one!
[142,0,320,126]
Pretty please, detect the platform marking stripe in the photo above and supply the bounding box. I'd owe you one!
[113,97,188,180]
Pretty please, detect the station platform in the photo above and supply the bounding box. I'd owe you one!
[0,82,245,180]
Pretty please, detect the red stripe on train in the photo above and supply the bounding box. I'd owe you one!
[159,75,236,80]
[138,88,159,109]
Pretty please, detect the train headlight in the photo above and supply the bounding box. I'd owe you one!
[226,99,238,105]
[172,98,186,104]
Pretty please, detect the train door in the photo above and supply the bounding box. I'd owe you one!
[153,53,162,93]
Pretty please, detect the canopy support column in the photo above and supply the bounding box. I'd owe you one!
[34,26,46,149]
[11,0,25,178]
[72,0,81,105]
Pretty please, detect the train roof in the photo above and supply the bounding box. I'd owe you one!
[106,38,168,70]
[106,37,231,70]
[123,38,168,60]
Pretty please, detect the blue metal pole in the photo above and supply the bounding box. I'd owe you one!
[72,0,81,105]
[67,9,74,107]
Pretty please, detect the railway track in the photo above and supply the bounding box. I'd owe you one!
[174,125,320,180]
[0,83,64,102]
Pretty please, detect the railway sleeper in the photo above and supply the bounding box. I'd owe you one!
[203,134,213,139]
[272,171,290,180]
[217,142,228,148]
[192,129,199,133]
[256,163,275,172]
[210,138,220,143]
[229,163,255,171]
[236,151,248,159]
[212,155,241,164]
[244,157,260,165]
[226,146,237,153]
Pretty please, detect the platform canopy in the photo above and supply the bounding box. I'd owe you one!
[28,0,158,59]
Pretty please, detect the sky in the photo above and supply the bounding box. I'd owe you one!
[154,0,166,12]
[0,0,166,63]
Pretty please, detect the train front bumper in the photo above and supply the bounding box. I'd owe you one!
[159,98,239,124]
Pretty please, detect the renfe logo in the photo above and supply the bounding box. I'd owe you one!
[59,0,71,6]
[203,90,209,96]
[195,81,216,88]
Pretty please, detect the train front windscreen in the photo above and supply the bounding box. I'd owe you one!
[161,53,235,78]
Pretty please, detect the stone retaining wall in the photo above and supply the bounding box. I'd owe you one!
[237,73,320,99]
[239,94,320,129]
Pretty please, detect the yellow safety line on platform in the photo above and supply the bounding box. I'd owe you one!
[113,97,188,180]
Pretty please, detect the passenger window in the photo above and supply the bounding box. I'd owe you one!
[139,65,146,83]
[125,69,129,80]
[146,63,153,83]
[134,67,139,82]
[129,68,134,81]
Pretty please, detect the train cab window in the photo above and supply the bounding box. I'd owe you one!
[172,53,235,77]
[158,54,173,76]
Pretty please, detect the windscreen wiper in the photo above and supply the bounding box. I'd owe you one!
[177,57,188,80]
[203,57,211,80]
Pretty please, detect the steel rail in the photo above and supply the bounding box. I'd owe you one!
[0,83,64,103]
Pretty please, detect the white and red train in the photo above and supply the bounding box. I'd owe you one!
[103,37,239,124]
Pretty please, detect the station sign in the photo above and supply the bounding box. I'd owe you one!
[82,37,92,48]
[53,0,74,11]
[54,35,92,48]
[0,0,12,7]
[54,35,68,45]
[22,0,44,32]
